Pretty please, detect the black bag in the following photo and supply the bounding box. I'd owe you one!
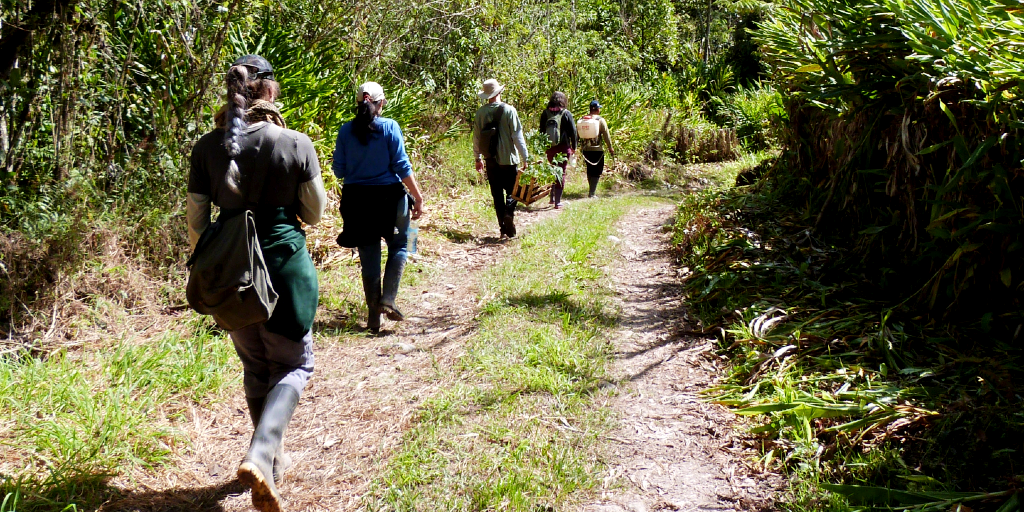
[186,129,280,331]
[544,110,565,145]
[478,103,507,159]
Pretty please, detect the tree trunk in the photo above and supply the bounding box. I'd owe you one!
[702,0,714,62]
[0,0,77,82]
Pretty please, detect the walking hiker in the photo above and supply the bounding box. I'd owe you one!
[539,91,577,208]
[577,99,615,198]
[187,54,326,512]
[333,81,425,334]
[473,78,530,238]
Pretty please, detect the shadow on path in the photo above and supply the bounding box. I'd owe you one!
[98,479,245,512]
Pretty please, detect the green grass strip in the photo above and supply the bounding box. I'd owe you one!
[367,197,658,511]
[0,318,238,511]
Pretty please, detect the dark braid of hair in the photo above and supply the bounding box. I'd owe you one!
[224,65,251,156]
[352,95,381,145]
[223,65,251,193]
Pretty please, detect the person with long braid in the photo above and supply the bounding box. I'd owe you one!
[187,55,326,512]
[333,82,425,333]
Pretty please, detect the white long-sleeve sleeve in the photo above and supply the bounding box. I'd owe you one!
[298,173,327,225]
[186,192,211,250]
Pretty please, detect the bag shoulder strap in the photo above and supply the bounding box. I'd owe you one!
[242,124,283,210]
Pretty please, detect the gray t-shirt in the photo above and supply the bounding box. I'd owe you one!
[188,122,320,209]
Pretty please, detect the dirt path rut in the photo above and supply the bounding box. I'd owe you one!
[582,205,779,512]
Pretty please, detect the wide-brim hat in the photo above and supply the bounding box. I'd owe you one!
[478,79,505,101]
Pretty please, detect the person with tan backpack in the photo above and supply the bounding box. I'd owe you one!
[577,99,615,198]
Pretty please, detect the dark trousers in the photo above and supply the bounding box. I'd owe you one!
[546,143,573,205]
[485,158,518,227]
[582,150,605,197]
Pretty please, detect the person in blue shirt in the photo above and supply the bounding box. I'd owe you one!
[333,82,425,333]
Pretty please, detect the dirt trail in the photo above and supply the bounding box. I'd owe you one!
[582,205,779,512]
[100,206,560,512]
[100,200,776,512]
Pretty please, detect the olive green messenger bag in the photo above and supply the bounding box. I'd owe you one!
[185,131,280,331]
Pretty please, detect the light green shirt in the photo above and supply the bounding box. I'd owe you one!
[473,101,529,167]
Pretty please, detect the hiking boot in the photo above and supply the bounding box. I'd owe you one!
[238,384,300,512]
[496,215,508,237]
[245,397,294,485]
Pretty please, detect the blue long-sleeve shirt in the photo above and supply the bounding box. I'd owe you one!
[332,117,413,185]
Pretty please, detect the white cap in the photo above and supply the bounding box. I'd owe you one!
[357,81,385,102]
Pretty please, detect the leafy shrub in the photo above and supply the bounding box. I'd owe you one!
[711,84,784,151]
[755,0,1024,329]
[593,87,665,158]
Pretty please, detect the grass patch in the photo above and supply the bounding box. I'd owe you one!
[0,317,238,511]
[673,183,1024,511]
[365,196,651,511]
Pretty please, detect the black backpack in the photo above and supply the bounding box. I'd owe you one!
[544,110,566,145]
[478,104,507,159]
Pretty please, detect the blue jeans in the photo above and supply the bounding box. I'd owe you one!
[358,195,410,308]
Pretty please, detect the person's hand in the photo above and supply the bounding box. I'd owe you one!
[410,198,424,220]
[475,158,484,174]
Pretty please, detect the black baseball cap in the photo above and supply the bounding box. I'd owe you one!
[232,54,275,80]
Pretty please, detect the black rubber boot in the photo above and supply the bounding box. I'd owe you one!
[367,297,381,333]
[503,198,517,238]
[380,302,404,321]
[502,214,516,238]
[380,256,407,322]
[238,384,300,512]
[245,396,293,485]
[496,212,508,237]
[363,279,382,334]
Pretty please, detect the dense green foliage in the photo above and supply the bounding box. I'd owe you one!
[757,0,1023,326]
[0,0,767,220]
[0,0,771,332]
[675,186,1023,510]
[671,0,1024,509]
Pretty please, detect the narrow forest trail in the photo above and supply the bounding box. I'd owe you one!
[99,196,777,512]
[581,206,780,512]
